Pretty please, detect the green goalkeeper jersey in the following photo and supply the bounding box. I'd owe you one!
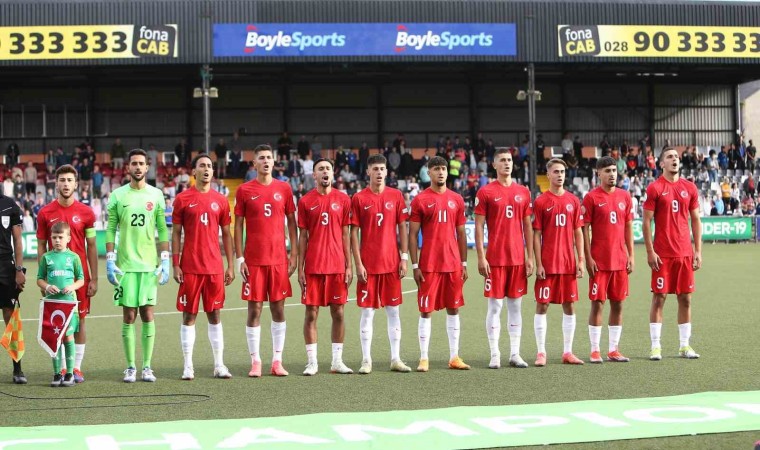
[38,249,83,301]
[106,184,169,272]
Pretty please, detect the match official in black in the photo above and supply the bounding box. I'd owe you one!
[0,193,26,384]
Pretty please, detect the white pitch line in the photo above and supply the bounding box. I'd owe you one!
[20,288,419,322]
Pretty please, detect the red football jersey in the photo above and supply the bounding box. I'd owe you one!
[350,187,409,274]
[643,177,699,258]
[36,200,96,280]
[532,191,582,275]
[173,187,231,274]
[298,189,351,275]
[474,181,532,266]
[582,187,633,271]
[409,188,466,273]
[234,179,296,266]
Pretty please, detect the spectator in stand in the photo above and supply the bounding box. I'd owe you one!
[518,159,530,186]
[448,156,462,188]
[626,147,638,177]
[728,143,742,170]
[23,162,36,196]
[718,146,729,170]
[55,147,68,169]
[746,139,756,172]
[32,197,44,219]
[681,147,697,172]
[611,148,625,176]
[217,179,230,197]
[275,169,287,183]
[175,167,190,194]
[347,148,358,174]
[455,145,467,164]
[277,131,292,159]
[730,182,741,210]
[245,164,257,182]
[720,177,731,214]
[705,150,718,183]
[335,146,348,169]
[561,133,573,156]
[229,138,243,178]
[697,167,709,185]
[565,151,579,183]
[175,138,188,168]
[381,140,392,158]
[110,138,125,169]
[80,187,92,207]
[599,135,611,156]
[444,136,453,154]
[21,209,34,232]
[392,133,404,151]
[743,174,756,198]
[453,136,462,150]
[572,135,583,161]
[741,195,755,216]
[695,150,706,171]
[399,146,415,179]
[477,155,488,176]
[287,154,303,193]
[517,139,528,164]
[639,134,650,154]
[297,135,310,160]
[475,133,486,160]
[92,198,103,226]
[358,141,370,179]
[6,142,19,167]
[311,135,323,160]
[536,134,546,170]
[435,135,446,154]
[485,139,496,163]
[13,174,24,199]
[302,153,315,191]
[712,195,724,216]
[419,161,430,189]
[478,170,489,189]
[92,164,103,198]
[339,163,355,183]
[79,156,93,193]
[387,147,401,174]
[45,149,56,173]
[407,177,420,198]
[214,138,228,179]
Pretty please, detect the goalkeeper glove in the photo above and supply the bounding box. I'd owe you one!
[155,251,171,285]
[106,252,123,286]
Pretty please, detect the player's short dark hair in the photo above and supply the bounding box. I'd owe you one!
[367,154,387,167]
[254,144,273,155]
[493,148,512,159]
[55,164,78,181]
[428,156,448,169]
[314,158,334,170]
[51,221,70,234]
[191,153,213,169]
[546,158,567,170]
[128,148,148,162]
[661,147,679,157]
[596,156,616,169]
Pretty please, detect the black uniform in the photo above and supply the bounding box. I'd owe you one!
[0,195,22,309]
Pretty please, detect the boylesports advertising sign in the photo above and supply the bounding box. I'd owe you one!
[213,23,517,57]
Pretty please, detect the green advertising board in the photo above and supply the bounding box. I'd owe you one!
[632,217,753,243]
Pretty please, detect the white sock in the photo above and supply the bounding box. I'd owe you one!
[360,308,375,362]
[208,323,224,367]
[506,297,523,356]
[245,325,261,363]
[588,325,602,353]
[562,314,576,354]
[306,343,317,364]
[650,323,662,349]
[418,317,431,359]
[534,314,547,354]
[385,306,401,361]
[485,298,503,356]
[74,344,86,371]
[180,325,196,368]
[446,314,461,360]
[271,321,286,362]
[609,325,622,352]
[331,343,344,364]
[678,323,691,348]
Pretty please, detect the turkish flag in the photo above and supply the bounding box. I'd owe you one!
[37,299,77,357]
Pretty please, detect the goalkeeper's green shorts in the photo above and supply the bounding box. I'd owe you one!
[113,272,158,308]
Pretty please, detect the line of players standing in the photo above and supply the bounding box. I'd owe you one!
[0,145,701,384]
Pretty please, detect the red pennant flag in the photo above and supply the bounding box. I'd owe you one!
[37,299,77,358]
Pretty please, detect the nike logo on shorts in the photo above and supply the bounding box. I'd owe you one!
[517,289,524,293]
[391,297,399,301]
[333,295,341,300]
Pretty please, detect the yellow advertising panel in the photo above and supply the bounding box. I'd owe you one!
[558,25,760,58]
[0,24,178,60]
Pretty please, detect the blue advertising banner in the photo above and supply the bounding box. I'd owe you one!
[213,23,517,57]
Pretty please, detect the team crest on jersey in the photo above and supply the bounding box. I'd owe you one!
[331,202,340,211]
[146,202,154,212]
[447,200,456,209]
[1,216,8,229]
[566,204,574,212]
[211,202,219,211]
[385,201,394,210]
[514,195,523,203]
[72,216,81,223]
[680,191,688,198]
[618,202,625,211]
[274,192,283,202]
[66,257,72,265]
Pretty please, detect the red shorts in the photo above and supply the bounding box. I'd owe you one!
[484,265,528,299]
[651,256,695,295]
[589,270,629,302]
[535,274,578,304]
[417,271,464,313]
[356,273,402,309]
[177,273,226,314]
[76,281,90,318]
[243,264,292,302]
[301,274,348,307]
